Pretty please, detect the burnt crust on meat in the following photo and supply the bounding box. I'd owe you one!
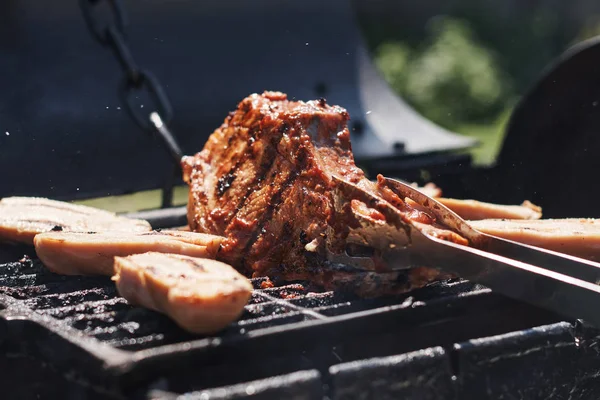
[182,91,456,297]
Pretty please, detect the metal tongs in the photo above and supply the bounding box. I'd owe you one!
[332,175,600,328]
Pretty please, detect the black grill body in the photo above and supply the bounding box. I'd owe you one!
[0,0,476,204]
[1,212,600,399]
[2,3,600,396]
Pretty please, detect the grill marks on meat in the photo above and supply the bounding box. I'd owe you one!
[223,148,303,270]
[239,169,300,268]
[183,92,465,296]
[0,197,152,245]
[184,107,280,235]
[113,252,252,334]
[184,93,353,274]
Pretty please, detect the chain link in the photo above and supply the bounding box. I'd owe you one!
[106,25,141,86]
[80,0,127,45]
[79,0,183,207]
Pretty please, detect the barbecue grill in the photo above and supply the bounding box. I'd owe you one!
[4,1,600,399]
[2,225,597,400]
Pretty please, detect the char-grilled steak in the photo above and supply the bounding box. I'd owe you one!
[182,92,457,296]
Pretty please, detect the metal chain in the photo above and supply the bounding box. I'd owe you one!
[79,0,183,208]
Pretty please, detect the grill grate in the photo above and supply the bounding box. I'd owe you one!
[2,240,597,399]
[0,256,481,352]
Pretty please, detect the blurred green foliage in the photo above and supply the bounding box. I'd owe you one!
[371,16,519,164]
[362,5,600,165]
[374,17,514,129]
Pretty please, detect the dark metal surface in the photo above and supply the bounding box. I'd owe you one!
[151,321,600,399]
[2,210,600,398]
[379,176,600,328]
[411,232,600,329]
[123,206,189,229]
[81,0,184,207]
[467,35,600,218]
[0,0,474,202]
[0,249,564,398]
[148,370,325,400]
[4,3,600,397]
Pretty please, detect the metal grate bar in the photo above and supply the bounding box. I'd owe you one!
[0,255,492,355]
[22,286,117,310]
[0,258,353,350]
[234,312,306,329]
[106,334,168,350]
[253,291,329,321]
[39,298,131,319]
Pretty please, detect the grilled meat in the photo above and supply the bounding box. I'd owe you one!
[411,183,542,220]
[113,252,252,334]
[34,230,224,276]
[414,182,442,198]
[436,198,541,221]
[0,197,151,245]
[469,218,600,261]
[182,91,462,296]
